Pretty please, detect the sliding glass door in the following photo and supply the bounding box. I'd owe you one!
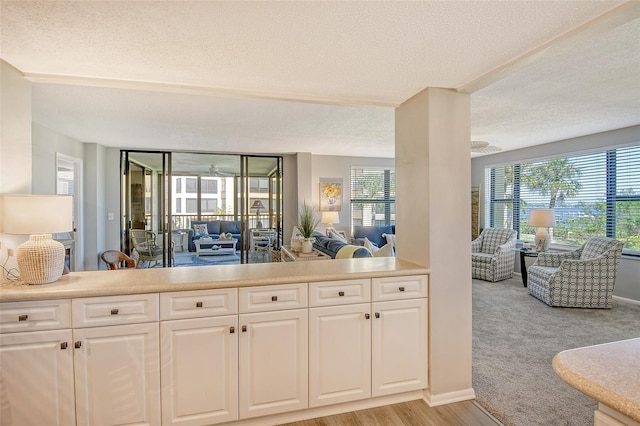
[121,151,282,267]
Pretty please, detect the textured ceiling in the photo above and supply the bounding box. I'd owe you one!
[2,1,639,158]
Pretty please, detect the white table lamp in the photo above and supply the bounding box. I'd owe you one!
[528,208,556,252]
[1,194,73,284]
[321,211,340,234]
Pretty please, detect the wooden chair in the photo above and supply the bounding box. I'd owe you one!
[100,250,136,270]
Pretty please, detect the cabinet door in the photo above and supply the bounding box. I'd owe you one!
[372,298,428,397]
[239,309,308,419]
[309,304,371,407]
[0,330,75,426]
[160,316,238,425]
[74,323,160,426]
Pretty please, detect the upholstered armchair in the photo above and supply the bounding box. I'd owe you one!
[472,228,517,282]
[528,237,624,308]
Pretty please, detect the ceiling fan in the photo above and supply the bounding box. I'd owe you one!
[208,164,236,177]
[471,140,502,154]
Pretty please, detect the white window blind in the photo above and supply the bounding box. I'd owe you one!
[350,167,395,231]
[485,145,640,254]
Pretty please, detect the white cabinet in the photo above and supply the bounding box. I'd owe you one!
[73,294,161,426]
[0,329,76,426]
[0,299,75,426]
[239,283,308,419]
[160,289,238,426]
[372,298,428,397]
[309,303,372,407]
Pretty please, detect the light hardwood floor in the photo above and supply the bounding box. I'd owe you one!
[279,400,501,426]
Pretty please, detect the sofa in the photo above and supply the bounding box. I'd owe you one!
[312,231,372,259]
[188,220,243,252]
[352,225,395,248]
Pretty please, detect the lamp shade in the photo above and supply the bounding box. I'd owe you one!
[251,200,265,210]
[321,211,340,225]
[2,194,73,234]
[528,209,556,228]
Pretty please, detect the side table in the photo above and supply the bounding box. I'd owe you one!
[513,248,539,287]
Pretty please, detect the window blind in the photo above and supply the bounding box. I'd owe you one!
[350,167,396,230]
[485,145,640,254]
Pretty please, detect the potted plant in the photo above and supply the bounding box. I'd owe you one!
[297,201,319,253]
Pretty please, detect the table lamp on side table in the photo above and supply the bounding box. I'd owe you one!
[1,194,73,284]
[321,211,340,235]
[528,208,556,252]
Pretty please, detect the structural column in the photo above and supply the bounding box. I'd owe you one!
[395,87,474,405]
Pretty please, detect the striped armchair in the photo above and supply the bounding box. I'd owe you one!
[528,237,624,308]
[472,228,517,282]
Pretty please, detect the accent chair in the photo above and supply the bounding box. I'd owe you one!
[527,236,624,308]
[471,228,517,282]
[101,250,136,270]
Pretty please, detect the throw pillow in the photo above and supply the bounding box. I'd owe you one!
[373,243,395,258]
[363,237,379,253]
[382,233,396,248]
[328,229,348,243]
[193,223,208,237]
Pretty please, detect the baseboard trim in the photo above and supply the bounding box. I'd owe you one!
[230,390,424,425]
[613,295,640,306]
[423,387,476,407]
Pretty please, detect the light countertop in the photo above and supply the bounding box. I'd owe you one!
[0,257,429,302]
[553,337,640,422]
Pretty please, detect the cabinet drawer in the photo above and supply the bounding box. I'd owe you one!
[372,275,428,301]
[0,299,71,333]
[239,283,307,313]
[72,294,159,327]
[160,288,237,320]
[309,279,371,307]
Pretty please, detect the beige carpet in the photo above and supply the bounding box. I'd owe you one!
[472,276,640,426]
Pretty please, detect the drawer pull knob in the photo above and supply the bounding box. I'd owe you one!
[242,325,247,332]
[230,326,235,334]
[365,313,370,319]
[375,312,380,319]
[271,296,278,302]
[18,314,28,321]
[399,287,405,292]
[60,342,68,350]
[196,302,203,308]
[338,291,345,297]
[75,341,82,349]
[110,309,119,315]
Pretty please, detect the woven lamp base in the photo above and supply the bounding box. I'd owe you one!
[16,234,65,284]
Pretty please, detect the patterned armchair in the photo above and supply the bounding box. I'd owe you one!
[472,228,517,282]
[528,237,624,308]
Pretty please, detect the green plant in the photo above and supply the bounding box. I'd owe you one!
[297,201,319,238]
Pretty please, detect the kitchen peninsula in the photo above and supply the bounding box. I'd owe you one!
[0,258,430,426]
[553,338,640,426]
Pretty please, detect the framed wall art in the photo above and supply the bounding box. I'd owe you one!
[319,178,342,211]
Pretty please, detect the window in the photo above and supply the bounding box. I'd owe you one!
[201,178,218,194]
[350,167,395,231]
[175,198,181,214]
[175,177,182,194]
[186,198,197,214]
[185,178,197,193]
[201,199,218,213]
[250,177,269,194]
[485,145,640,254]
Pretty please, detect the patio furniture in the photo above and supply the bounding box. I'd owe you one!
[528,237,624,308]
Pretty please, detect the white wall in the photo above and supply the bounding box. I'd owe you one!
[471,125,640,301]
[0,59,33,279]
[310,155,394,236]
